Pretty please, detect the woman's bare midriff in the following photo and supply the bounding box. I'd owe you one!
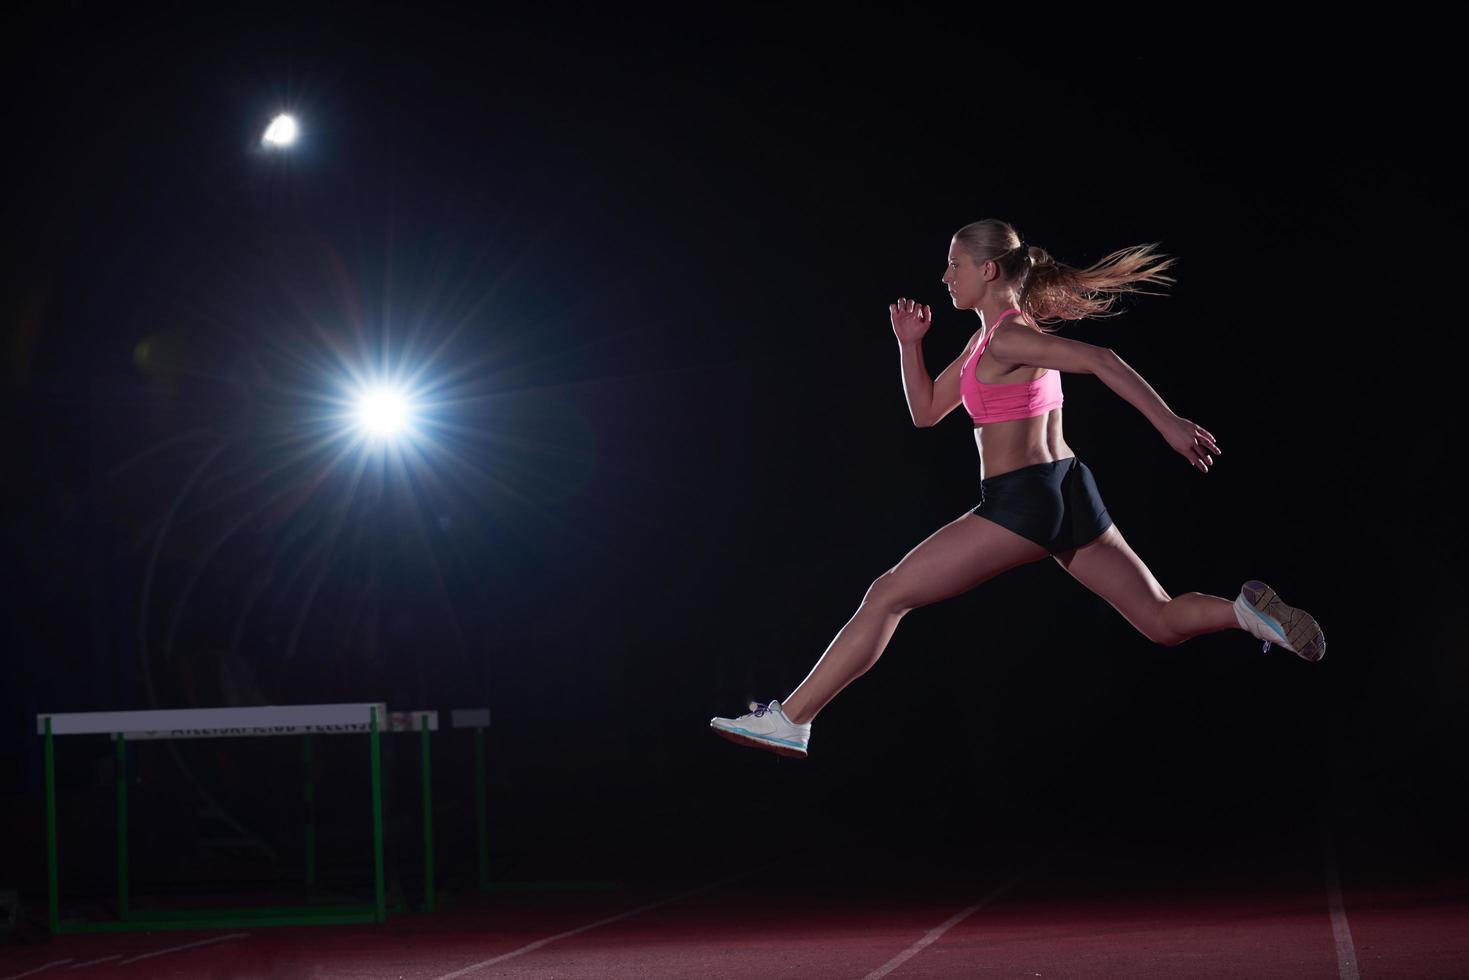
[968,331,1074,479]
[973,409,1073,479]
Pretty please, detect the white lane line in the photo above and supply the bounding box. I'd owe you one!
[67,956,120,971]
[1323,833,1361,980]
[430,869,758,980]
[117,932,251,965]
[2,959,74,980]
[862,863,1038,980]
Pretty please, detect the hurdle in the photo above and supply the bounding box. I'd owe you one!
[449,709,492,891]
[38,703,389,933]
[374,709,492,909]
[383,710,439,913]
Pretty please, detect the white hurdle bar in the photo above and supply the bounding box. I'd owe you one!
[38,703,390,740]
[386,710,439,732]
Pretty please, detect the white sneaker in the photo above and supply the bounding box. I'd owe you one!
[710,700,811,758]
[1234,580,1326,662]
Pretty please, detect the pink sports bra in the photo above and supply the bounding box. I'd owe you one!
[959,307,1064,426]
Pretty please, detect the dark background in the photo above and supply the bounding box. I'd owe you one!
[3,6,1465,918]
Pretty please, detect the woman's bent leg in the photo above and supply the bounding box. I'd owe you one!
[780,513,1050,725]
[1052,525,1237,646]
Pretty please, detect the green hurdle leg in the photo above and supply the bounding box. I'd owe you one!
[474,728,488,891]
[44,717,59,934]
[303,734,316,888]
[116,734,129,920]
[421,714,435,913]
[371,707,385,923]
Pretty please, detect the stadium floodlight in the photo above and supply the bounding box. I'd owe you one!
[354,385,414,440]
[262,114,299,148]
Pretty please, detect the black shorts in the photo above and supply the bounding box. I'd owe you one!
[971,457,1113,555]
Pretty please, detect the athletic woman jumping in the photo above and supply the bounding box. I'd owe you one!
[710,218,1325,758]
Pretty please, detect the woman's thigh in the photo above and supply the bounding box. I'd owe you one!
[1052,524,1173,640]
[873,512,1051,611]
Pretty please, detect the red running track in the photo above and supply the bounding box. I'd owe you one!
[3,840,1466,979]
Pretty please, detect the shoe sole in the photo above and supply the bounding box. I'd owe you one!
[1243,580,1326,663]
[709,723,808,759]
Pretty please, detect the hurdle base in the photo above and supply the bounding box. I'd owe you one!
[478,879,622,893]
[56,899,408,933]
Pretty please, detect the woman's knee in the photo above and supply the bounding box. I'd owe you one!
[1119,596,1183,647]
[1148,596,1191,647]
[864,569,920,615]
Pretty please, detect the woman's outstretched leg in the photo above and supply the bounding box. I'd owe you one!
[710,513,1049,754]
[1053,525,1325,659]
[710,512,1049,758]
[779,514,1049,723]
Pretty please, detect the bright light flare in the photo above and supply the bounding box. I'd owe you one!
[262,113,299,148]
[354,386,414,440]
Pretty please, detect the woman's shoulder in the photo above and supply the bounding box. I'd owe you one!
[987,319,1104,375]
[978,318,1032,357]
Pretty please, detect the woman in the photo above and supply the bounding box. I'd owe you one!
[710,219,1325,759]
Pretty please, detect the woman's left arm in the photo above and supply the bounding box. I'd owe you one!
[988,325,1222,473]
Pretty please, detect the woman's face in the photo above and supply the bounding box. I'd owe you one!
[941,240,987,310]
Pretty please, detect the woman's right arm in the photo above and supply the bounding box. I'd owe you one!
[891,297,979,428]
[899,334,981,427]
